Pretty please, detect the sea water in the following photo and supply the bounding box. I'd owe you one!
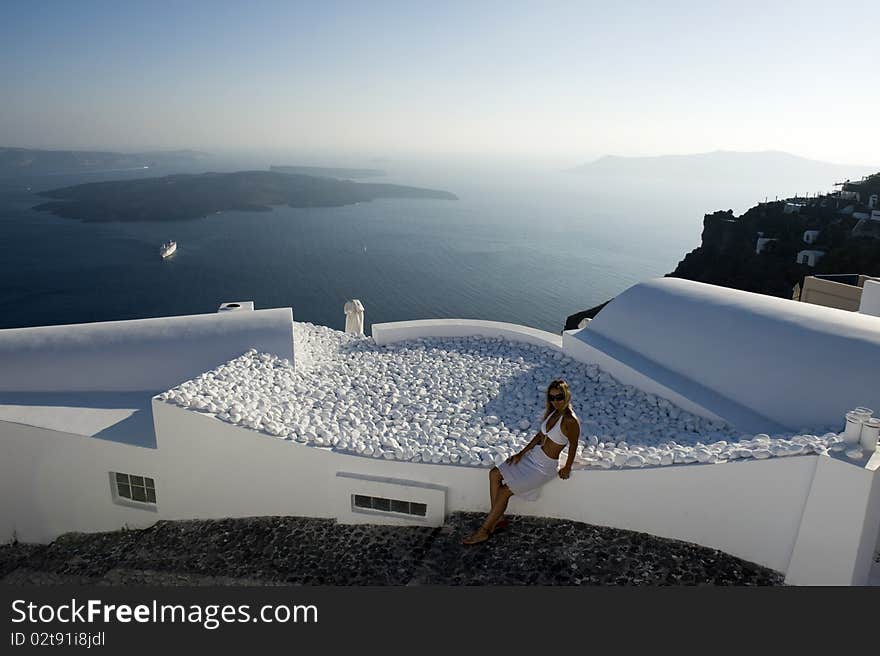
[0,160,818,333]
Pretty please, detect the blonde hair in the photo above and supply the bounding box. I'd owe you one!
[543,379,577,420]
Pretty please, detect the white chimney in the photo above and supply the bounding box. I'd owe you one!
[218,301,255,313]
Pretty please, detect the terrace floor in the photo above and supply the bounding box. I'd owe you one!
[156,322,857,470]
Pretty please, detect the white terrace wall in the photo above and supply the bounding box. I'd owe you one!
[0,420,162,543]
[150,402,879,584]
[577,278,880,431]
[0,309,295,392]
[371,319,563,350]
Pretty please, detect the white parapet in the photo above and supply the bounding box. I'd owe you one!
[0,308,295,392]
[785,451,880,585]
[371,318,562,350]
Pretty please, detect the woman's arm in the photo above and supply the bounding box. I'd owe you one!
[558,416,581,479]
[507,431,544,464]
[517,431,544,456]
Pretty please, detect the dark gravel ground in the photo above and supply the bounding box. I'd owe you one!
[0,513,784,586]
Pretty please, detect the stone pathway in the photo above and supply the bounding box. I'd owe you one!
[0,514,783,586]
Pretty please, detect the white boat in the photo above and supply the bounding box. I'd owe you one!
[160,240,177,259]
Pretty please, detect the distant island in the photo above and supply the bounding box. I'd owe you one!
[569,150,874,184]
[270,165,385,179]
[565,171,880,329]
[32,170,457,222]
[0,147,211,176]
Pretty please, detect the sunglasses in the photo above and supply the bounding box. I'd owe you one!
[548,393,565,402]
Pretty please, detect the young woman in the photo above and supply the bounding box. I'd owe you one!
[462,379,581,545]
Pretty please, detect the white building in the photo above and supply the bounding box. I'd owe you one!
[796,250,825,267]
[802,230,820,245]
[1,279,879,586]
[755,236,778,254]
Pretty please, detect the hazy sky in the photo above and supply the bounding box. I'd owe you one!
[2,0,878,164]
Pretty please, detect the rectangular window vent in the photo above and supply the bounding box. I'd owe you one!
[112,472,157,505]
[352,494,427,517]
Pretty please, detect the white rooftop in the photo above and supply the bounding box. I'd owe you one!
[0,391,158,448]
[156,321,860,470]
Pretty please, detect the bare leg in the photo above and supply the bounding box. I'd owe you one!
[462,486,514,544]
[488,467,508,533]
[489,467,502,508]
[484,486,513,534]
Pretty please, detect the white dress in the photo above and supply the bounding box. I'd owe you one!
[496,412,569,501]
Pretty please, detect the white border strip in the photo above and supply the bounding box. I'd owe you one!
[371,319,562,350]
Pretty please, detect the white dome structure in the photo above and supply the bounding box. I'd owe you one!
[579,277,880,431]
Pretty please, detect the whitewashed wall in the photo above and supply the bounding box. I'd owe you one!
[0,420,163,543]
[3,398,877,584]
[372,319,562,350]
[0,308,295,392]
[150,401,878,584]
[786,452,880,585]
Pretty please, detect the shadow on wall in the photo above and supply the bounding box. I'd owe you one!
[0,391,159,448]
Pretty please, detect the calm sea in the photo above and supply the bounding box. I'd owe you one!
[0,160,822,334]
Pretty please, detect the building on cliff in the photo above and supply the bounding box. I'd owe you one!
[798,274,880,312]
[796,249,825,267]
[756,236,779,254]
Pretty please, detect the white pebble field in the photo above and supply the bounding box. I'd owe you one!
[156,321,863,470]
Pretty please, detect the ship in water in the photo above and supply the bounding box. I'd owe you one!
[160,240,177,259]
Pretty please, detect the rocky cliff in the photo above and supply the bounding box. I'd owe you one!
[565,172,880,330]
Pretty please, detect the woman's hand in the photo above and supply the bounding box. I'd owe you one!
[558,465,572,480]
[506,453,523,465]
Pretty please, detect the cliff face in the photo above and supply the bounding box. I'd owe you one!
[667,195,880,298]
[565,172,880,329]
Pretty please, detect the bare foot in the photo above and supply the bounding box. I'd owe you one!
[491,517,510,533]
[462,527,491,545]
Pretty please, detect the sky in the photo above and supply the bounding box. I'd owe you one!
[1,0,878,165]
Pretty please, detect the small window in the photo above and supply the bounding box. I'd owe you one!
[112,472,157,506]
[350,494,427,517]
[390,499,409,514]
